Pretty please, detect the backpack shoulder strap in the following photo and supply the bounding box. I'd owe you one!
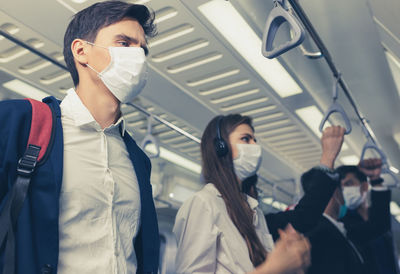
[25,98,53,163]
[0,98,54,274]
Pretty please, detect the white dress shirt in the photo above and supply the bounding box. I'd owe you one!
[323,213,347,236]
[173,183,275,274]
[57,89,141,274]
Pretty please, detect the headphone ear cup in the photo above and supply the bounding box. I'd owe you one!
[214,138,228,157]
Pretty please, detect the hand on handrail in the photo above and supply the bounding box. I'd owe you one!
[262,0,305,59]
[360,134,399,187]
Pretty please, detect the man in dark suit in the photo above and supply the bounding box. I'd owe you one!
[305,182,366,274]
[338,160,398,274]
[0,2,159,273]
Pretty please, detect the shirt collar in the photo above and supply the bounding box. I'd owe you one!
[323,213,347,235]
[60,88,126,137]
[246,195,259,210]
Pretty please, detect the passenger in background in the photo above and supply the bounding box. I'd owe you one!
[337,161,399,274]
[302,170,366,274]
[262,125,346,240]
[174,114,337,273]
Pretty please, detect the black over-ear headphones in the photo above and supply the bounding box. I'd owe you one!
[214,116,229,157]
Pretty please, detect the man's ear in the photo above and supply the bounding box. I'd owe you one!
[334,187,344,205]
[71,39,89,66]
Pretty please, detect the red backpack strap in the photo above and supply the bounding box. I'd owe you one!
[25,98,53,163]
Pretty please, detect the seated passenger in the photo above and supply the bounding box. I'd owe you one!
[337,160,398,274]
[173,114,319,273]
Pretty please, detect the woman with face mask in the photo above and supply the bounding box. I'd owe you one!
[173,114,311,274]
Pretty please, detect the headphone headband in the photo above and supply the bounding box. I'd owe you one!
[214,116,228,157]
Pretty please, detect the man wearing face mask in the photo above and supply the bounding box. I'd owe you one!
[0,1,159,274]
[337,160,398,274]
[301,171,366,274]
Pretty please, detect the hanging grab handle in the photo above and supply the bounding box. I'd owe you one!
[319,76,352,134]
[141,115,160,158]
[360,136,386,164]
[262,0,305,59]
[288,10,323,59]
[360,127,399,187]
[319,102,352,134]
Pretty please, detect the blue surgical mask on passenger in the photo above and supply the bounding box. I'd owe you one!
[85,41,148,103]
[339,202,347,219]
[233,144,262,181]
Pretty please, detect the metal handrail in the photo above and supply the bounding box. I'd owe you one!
[125,102,201,144]
[286,0,398,174]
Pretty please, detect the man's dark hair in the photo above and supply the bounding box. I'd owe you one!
[63,0,156,86]
[336,165,367,183]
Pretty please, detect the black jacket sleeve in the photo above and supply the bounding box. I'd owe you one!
[343,189,391,245]
[265,168,339,240]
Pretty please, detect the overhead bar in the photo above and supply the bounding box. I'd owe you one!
[0,30,68,71]
[125,102,201,144]
[286,0,377,142]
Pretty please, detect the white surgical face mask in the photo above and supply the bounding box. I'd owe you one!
[233,144,262,181]
[342,186,367,210]
[86,42,148,103]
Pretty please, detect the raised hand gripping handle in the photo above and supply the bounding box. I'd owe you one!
[360,138,399,187]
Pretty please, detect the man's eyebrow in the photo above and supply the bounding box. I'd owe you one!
[114,34,149,55]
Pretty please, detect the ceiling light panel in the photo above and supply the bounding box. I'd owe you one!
[3,79,50,100]
[210,88,260,104]
[270,137,310,147]
[148,24,195,47]
[262,131,305,142]
[277,143,317,153]
[199,79,250,96]
[151,39,210,63]
[154,7,178,24]
[254,119,291,131]
[272,141,314,151]
[167,52,223,74]
[186,68,240,87]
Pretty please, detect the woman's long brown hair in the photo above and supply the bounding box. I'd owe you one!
[200,114,267,267]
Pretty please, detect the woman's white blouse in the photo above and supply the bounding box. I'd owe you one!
[173,183,275,274]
